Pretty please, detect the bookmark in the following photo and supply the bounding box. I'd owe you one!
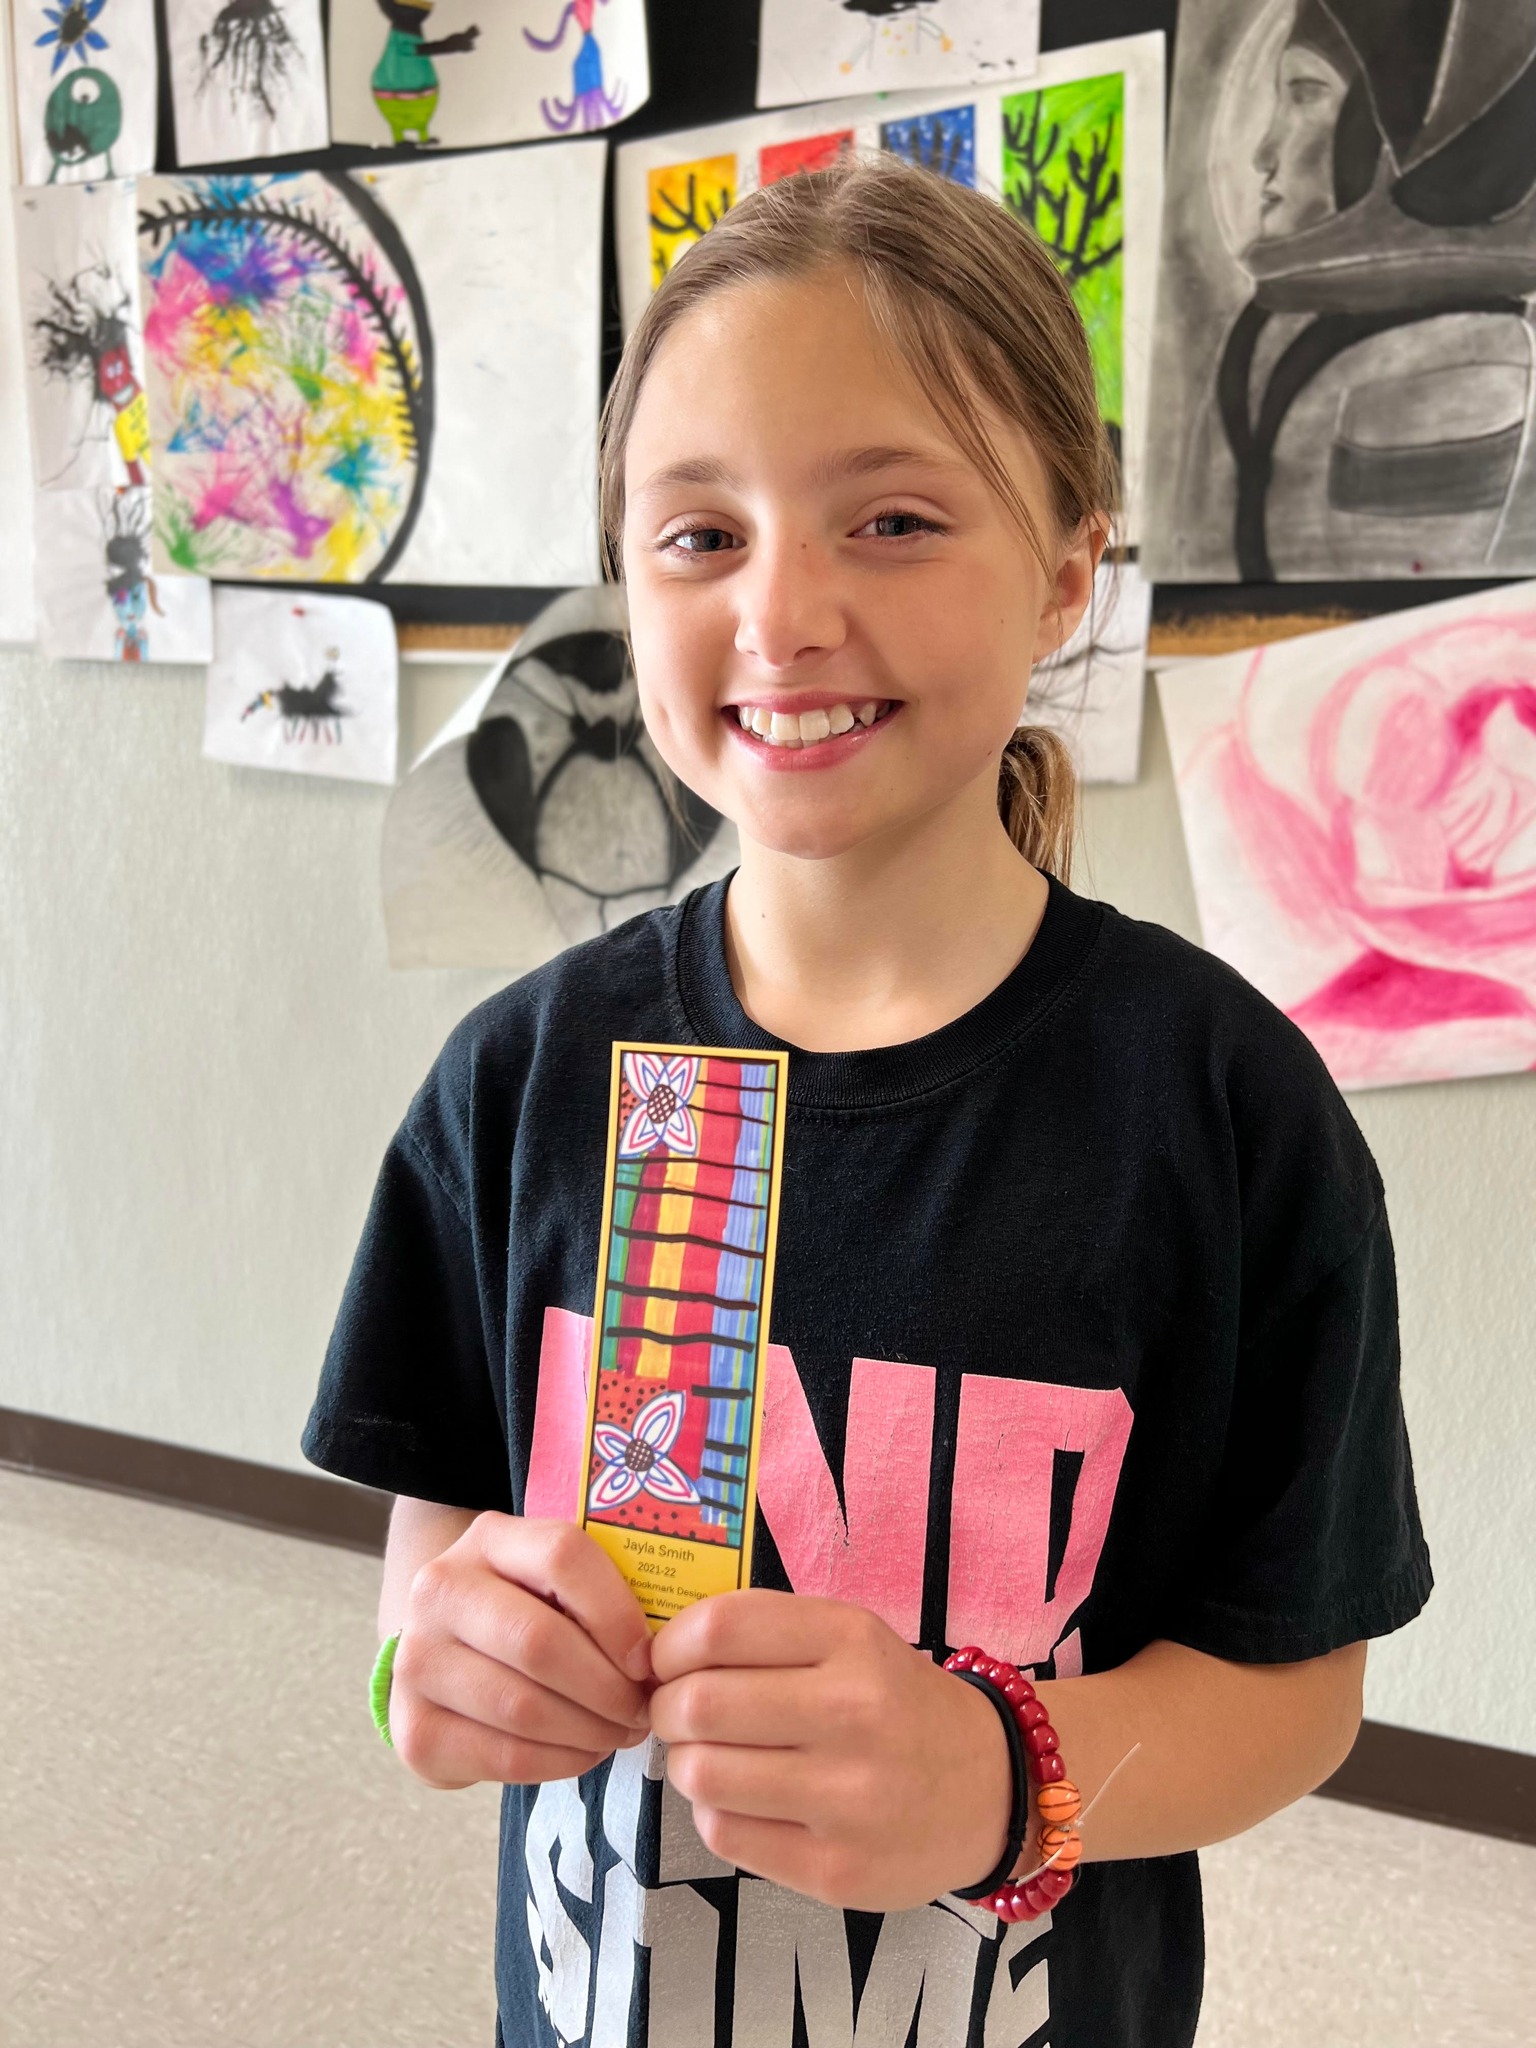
[580,1041,789,1627]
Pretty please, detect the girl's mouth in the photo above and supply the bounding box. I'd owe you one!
[727,698,898,751]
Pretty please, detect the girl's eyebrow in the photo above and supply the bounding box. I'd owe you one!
[633,444,966,500]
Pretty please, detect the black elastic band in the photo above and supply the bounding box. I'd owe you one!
[949,1669,1029,1901]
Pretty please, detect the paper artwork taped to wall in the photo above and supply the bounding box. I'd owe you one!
[1,33,39,643]
[165,0,329,167]
[9,0,156,186]
[1157,583,1536,1092]
[382,586,739,970]
[327,0,648,151]
[13,179,149,494]
[33,485,213,661]
[1143,0,1536,584]
[137,142,605,586]
[1028,560,1151,785]
[757,0,1039,110]
[616,33,1164,536]
[580,1041,787,1625]
[202,588,398,783]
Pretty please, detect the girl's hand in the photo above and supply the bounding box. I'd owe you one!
[649,1590,1012,1912]
[389,1515,654,1790]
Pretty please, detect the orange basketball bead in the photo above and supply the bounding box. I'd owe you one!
[1039,1825,1084,1872]
[1036,1780,1082,1829]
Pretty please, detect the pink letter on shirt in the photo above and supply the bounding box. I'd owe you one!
[524,1306,591,1520]
[946,1376,1133,1669]
[757,1346,934,1643]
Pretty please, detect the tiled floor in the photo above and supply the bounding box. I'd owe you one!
[4,1468,1533,2047]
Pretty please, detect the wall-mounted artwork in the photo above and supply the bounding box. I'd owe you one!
[757,0,1039,111]
[202,588,398,782]
[1143,0,1536,583]
[327,0,648,151]
[137,142,605,587]
[165,0,329,166]
[9,0,157,186]
[32,485,213,661]
[1027,560,1151,785]
[13,179,148,493]
[616,34,1164,537]
[1157,583,1536,1092]
[1,34,39,643]
[382,586,738,969]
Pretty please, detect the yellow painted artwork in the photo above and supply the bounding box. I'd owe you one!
[647,154,737,290]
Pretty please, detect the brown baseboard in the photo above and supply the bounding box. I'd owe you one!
[0,1401,391,1553]
[3,1402,1533,1844]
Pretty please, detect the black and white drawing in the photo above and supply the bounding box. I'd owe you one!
[382,586,737,969]
[1142,0,1536,583]
[165,0,329,165]
[203,588,398,783]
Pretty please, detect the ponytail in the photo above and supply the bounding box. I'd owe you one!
[998,726,1076,883]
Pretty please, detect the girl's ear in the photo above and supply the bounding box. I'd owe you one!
[1031,517,1110,663]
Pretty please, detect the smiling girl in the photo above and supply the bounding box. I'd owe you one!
[305,155,1430,2048]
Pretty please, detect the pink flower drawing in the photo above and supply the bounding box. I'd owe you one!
[588,1391,700,1513]
[619,1051,700,1156]
[1159,589,1536,1090]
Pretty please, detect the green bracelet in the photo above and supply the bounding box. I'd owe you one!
[371,1630,402,1748]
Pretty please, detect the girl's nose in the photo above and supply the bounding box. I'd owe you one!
[732,534,848,671]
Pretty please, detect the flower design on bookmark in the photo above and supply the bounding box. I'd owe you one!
[588,1391,701,1512]
[619,1051,700,1157]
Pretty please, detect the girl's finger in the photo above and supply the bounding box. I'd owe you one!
[652,1588,850,1680]
[397,1693,610,1789]
[666,1739,835,1824]
[688,1807,832,1898]
[449,1573,652,1733]
[649,1664,825,1747]
[408,1633,651,1755]
[475,1515,655,1686]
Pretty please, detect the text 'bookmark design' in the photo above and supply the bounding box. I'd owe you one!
[581,1042,788,1626]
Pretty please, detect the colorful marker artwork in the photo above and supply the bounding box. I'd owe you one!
[1157,582,1536,1092]
[33,485,213,662]
[327,0,649,152]
[580,1042,788,1624]
[165,0,329,167]
[616,33,1164,536]
[137,143,605,586]
[9,0,157,187]
[757,0,1039,111]
[203,587,398,783]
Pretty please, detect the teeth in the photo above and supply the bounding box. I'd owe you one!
[736,700,891,747]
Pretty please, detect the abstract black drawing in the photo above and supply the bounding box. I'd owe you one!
[198,0,303,120]
[1144,0,1536,582]
[31,259,149,485]
[241,659,353,741]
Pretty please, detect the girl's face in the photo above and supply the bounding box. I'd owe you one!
[622,268,1096,863]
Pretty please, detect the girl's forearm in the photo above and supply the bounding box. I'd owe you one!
[1032,1638,1366,1864]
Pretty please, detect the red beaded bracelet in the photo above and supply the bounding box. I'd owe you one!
[944,1645,1083,1924]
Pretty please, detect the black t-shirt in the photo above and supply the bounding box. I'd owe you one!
[304,876,1431,2048]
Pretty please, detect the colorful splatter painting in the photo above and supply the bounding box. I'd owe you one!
[15,179,150,493]
[32,485,213,662]
[1157,582,1536,1091]
[615,34,1164,532]
[647,153,736,289]
[137,143,605,586]
[757,0,1039,110]
[581,1043,788,1624]
[326,0,648,150]
[203,587,398,783]
[165,0,329,167]
[9,0,157,187]
[1002,72,1124,441]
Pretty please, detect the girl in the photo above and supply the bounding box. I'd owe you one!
[304,155,1430,2048]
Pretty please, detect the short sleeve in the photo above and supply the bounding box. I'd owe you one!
[1167,1204,1432,1663]
[301,1124,514,1515]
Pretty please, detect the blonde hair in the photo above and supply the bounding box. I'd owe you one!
[598,152,1119,882]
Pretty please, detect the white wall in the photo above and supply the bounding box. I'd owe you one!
[2,644,1533,1755]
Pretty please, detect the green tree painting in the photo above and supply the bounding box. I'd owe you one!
[1002,72,1124,443]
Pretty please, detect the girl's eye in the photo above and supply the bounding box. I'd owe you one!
[863,511,942,540]
[662,525,738,556]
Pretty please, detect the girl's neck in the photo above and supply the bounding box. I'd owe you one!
[722,778,1052,1054]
